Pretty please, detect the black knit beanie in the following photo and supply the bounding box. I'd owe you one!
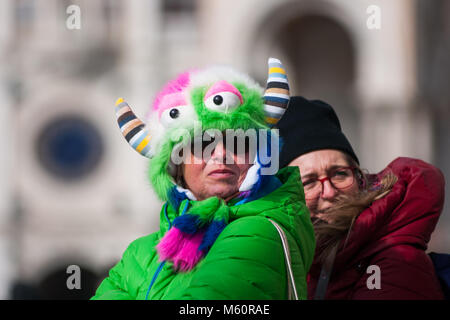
[276,96,359,168]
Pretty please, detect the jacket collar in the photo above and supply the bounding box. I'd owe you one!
[160,166,305,234]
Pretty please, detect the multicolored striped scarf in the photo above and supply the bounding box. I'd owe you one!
[156,174,281,272]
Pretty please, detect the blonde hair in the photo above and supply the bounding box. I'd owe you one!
[312,156,398,264]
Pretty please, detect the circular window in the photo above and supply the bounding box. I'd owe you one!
[36,115,103,181]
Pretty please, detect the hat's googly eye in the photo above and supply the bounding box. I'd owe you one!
[169,108,180,119]
[160,105,195,128]
[213,95,223,105]
[205,91,241,113]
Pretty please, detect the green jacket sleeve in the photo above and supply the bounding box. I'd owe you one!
[91,234,157,300]
[91,246,135,300]
[162,216,293,300]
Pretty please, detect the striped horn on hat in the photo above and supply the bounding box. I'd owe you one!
[263,57,290,127]
[114,98,153,158]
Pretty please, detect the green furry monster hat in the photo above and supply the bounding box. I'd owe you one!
[114,58,290,201]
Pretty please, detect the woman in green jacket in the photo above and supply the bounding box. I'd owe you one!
[91,58,315,300]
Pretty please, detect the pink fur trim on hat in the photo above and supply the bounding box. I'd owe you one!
[152,72,191,112]
[204,80,243,104]
[157,92,188,118]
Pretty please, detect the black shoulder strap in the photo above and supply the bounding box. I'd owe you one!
[314,244,338,300]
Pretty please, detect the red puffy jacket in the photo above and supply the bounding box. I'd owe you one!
[307,157,445,299]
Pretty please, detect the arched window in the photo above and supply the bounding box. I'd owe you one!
[252,11,360,155]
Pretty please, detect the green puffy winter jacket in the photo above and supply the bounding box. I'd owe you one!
[91,166,315,300]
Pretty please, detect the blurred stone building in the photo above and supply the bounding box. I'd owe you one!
[0,0,448,299]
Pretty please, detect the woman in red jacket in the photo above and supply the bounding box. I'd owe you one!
[277,96,445,299]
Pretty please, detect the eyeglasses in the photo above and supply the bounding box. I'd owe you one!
[190,133,253,158]
[301,166,357,200]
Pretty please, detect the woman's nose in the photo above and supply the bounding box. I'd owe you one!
[321,180,338,199]
[211,140,230,163]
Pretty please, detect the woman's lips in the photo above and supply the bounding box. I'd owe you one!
[208,169,235,178]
